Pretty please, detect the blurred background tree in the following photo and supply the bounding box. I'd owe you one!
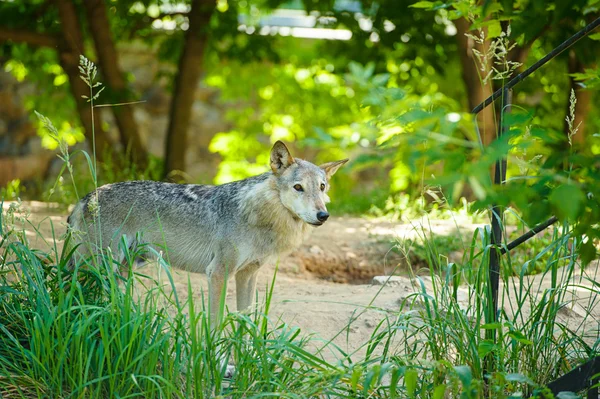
[0,0,598,215]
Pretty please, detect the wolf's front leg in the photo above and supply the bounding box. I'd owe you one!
[207,268,235,378]
[208,269,226,328]
[235,262,261,312]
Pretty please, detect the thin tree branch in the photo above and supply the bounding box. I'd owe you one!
[0,27,58,48]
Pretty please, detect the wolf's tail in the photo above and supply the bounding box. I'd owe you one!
[67,200,85,232]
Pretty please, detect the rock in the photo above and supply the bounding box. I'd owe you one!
[142,86,170,114]
[195,85,220,103]
[0,69,51,183]
[0,153,54,186]
[24,136,45,156]
[309,245,323,255]
[371,275,411,287]
[191,102,209,120]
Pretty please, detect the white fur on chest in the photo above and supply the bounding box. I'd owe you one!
[234,179,312,270]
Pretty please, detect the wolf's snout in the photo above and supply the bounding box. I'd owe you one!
[316,211,329,223]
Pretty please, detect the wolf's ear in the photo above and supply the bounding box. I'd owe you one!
[320,159,349,180]
[270,141,295,175]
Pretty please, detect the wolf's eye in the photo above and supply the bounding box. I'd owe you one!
[294,184,304,192]
[320,183,326,191]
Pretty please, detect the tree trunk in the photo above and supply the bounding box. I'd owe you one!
[82,0,148,170]
[564,50,593,147]
[455,18,496,147]
[163,0,215,180]
[55,0,110,163]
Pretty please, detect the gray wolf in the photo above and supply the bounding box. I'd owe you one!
[67,141,348,324]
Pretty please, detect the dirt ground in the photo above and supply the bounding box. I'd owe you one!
[3,201,599,359]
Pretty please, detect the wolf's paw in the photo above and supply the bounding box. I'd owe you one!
[224,364,235,379]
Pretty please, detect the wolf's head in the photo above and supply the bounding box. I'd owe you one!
[270,141,348,226]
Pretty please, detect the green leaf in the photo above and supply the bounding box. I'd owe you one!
[468,176,487,200]
[405,368,418,398]
[549,184,585,220]
[372,73,390,87]
[503,110,534,126]
[410,1,436,9]
[312,126,335,143]
[589,32,600,41]
[351,153,392,169]
[486,20,503,38]
[556,392,580,399]
[477,339,497,357]
[454,365,472,389]
[580,239,597,266]
[507,330,533,345]
[452,2,471,18]
[363,365,378,395]
[483,2,504,16]
[363,62,375,79]
[398,109,433,124]
[351,366,362,392]
[348,61,364,79]
[433,384,447,399]
[390,367,402,399]
[505,373,534,384]
[450,180,465,204]
[480,322,501,330]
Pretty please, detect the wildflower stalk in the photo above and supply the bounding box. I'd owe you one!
[565,89,580,148]
[465,25,522,86]
[78,54,105,188]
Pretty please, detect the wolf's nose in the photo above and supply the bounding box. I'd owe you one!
[317,211,329,222]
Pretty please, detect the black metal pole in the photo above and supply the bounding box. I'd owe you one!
[587,380,598,399]
[547,357,600,396]
[472,17,600,114]
[500,216,559,255]
[491,87,511,314]
[484,87,512,378]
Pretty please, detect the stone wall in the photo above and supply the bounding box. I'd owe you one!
[112,43,231,181]
[0,70,54,187]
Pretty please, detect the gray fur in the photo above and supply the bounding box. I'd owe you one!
[68,141,348,325]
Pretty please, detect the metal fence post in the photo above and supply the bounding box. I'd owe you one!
[484,87,512,377]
